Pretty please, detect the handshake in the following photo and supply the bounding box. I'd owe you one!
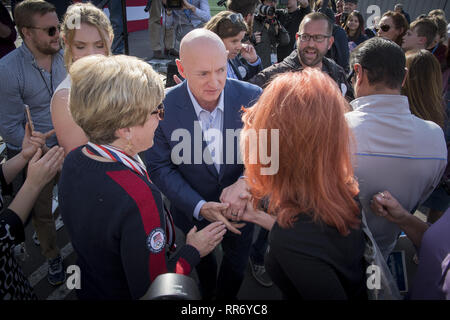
[199,178,267,235]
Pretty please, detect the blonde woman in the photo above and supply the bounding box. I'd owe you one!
[59,54,226,299]
[50,2,113,155]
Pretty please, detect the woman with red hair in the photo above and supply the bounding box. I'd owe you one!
[238,69,367,299]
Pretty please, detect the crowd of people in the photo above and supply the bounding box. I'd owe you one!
[0,0,449,301]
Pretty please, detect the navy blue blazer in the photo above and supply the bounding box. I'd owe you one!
[146,79,262,233]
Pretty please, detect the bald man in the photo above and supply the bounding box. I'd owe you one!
[146,29,262,300]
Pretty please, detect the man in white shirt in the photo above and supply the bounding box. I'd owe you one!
[345,37,447,258]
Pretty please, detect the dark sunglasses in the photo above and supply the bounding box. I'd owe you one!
[228,13,244,24]
[375,24,391,33]
[151,103,165,120]
[26,24,60,37]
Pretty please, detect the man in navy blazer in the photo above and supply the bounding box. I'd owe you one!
[146,29,262,300]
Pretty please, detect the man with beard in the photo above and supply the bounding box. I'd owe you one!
[250,12,353,100]
[0,0,66,286]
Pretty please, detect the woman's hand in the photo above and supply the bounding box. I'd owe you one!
[370,191,409,224]
[26,146,64,189]
[241,43,259,64]
[186,221,227,257]
[21,123,55,161]
[239,200,276,231]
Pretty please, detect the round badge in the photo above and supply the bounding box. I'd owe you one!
[147,228,166,254]
[238,66,247,79]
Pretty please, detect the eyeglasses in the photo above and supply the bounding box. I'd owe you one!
[347,69,355,83]
[297,33,331,43]
[26,24,60,37]
[347,66,371,83]
[228,13,244,24]
[375,24,391,33]
[151,103,165,120]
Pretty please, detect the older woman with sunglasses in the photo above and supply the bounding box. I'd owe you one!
[377,10,409,46]
[51,3,113,155]
[204,10,262,81]
[59,54,227,300]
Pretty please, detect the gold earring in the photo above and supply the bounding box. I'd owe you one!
[126,136,134,154]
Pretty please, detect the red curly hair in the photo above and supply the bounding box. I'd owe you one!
[241,69,360,236]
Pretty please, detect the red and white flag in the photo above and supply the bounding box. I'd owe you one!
[74,0,149,32]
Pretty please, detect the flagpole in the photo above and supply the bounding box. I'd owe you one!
[121,0,129,55]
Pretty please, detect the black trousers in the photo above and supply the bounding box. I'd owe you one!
[194,220,254,300]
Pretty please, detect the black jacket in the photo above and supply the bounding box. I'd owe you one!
[276,6,311,62]
[249,50,354,101]
[252,14,290,69]
[266,213,367,300]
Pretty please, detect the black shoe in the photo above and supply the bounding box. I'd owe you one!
[249,257,273,287]
[48,255,66,286]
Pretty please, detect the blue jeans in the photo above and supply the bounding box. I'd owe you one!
[86,0,124,54]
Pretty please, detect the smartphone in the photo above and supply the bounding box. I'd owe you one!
[24,104,34,132]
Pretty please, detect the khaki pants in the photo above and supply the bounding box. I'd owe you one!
[32,174,60,259]
[149,0,174,52]
[7,147,60,259]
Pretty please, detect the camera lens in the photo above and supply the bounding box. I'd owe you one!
[256,4,275,16]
